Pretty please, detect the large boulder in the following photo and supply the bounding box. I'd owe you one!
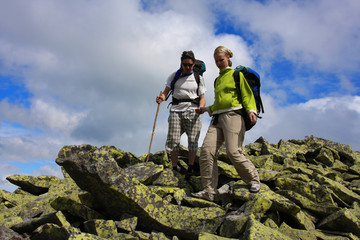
[55,144,225,239]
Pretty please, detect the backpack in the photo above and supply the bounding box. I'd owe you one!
[214,65,264,131]
[165,59,206,103]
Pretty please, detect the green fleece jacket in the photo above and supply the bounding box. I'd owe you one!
[209,67,257,114]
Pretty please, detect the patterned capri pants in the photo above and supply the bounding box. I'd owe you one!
[165,110,202,152]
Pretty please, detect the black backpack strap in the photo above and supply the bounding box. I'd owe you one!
[233,70,242,104]
[165,70,181,101]
[165,89,172,101]
[193,71,201,96]
[258,87,264,114]
[172,97,200,105]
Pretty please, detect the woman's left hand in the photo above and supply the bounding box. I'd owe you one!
[249,112,257,125]
[195,107,207,114]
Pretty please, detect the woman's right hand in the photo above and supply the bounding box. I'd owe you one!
[156,93,165,104]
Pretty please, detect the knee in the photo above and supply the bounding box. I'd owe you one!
[200,146,217,162]
[226,148,242,159]
[200,145,211,156]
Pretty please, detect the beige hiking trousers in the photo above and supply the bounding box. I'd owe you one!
[199,111,260,194]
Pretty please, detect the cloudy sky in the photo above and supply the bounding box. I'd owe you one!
[1,0,359,191]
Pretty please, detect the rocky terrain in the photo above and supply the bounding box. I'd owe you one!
[0,135,359,240]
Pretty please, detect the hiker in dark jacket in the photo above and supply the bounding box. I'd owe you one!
[156,51,206,175]
[192,46,260,202]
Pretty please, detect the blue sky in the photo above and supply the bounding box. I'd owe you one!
[0,0,359,191]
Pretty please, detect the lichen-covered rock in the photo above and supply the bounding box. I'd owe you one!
[219,214,248,238]
[183,196,221,208]
[50,196,104,220]
[305,136,356,165]
[0,216,23,229]
[173,188,186,206]
[257,168,279,181]
[100,145,142,168]
[312,230,358,240]
[1,136,359,239]
[279,222,317,240]
[248,154,273,169]
[283,157,308,169]
[148,186,181,198]
[276,189,340,217]
[199,231,238,239]
[315,174,360,205]
[331,159,349,172]
[238,197,272,220]
[56,144,225,239]
[84,219,118,238]
[125,162,164,185]
[0,225,28,240]
[262,217,279,229]
[0,189,37,207]
[11,211,72,234]
[139,150,170,168]
[67,232,106,239]
[152,168,179,186]
[315,147,335,166]
[31,223,71,240]
[217,160,240,179]
[350,163,360,175]
[233,182,301,215]
[277,139,308,160]
[0,177,84,230]
[317,208,360,236]
[6,175,61,195]
[274,177,336,206]
[115,213,138,232]
[242,215,292,240]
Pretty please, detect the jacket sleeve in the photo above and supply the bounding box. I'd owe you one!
[239,72,257,113]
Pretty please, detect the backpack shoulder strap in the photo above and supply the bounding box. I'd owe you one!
[194,71,200,94]
[194,71,200,85]
[193,71,201,96]
[166,69,182,101]
[233,70,242,103]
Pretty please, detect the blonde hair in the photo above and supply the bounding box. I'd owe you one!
[214,46,233,67]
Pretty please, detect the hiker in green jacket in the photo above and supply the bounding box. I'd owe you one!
[192,46,260,202]
[156,51,206,176]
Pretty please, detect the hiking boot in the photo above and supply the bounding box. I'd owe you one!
[191,190,214,202]
[249,183,260,193]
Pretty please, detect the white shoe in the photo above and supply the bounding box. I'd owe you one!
[191,190,214,202]
[250,183,260,193]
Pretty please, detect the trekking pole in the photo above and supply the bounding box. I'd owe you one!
[146,91,162,164]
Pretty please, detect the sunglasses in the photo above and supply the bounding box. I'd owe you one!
[182,63,194,67]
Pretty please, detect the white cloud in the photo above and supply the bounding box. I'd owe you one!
[0,99,86,133]
[0,134,65,162]
[218,0,360,72]
[32,164,63,178]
